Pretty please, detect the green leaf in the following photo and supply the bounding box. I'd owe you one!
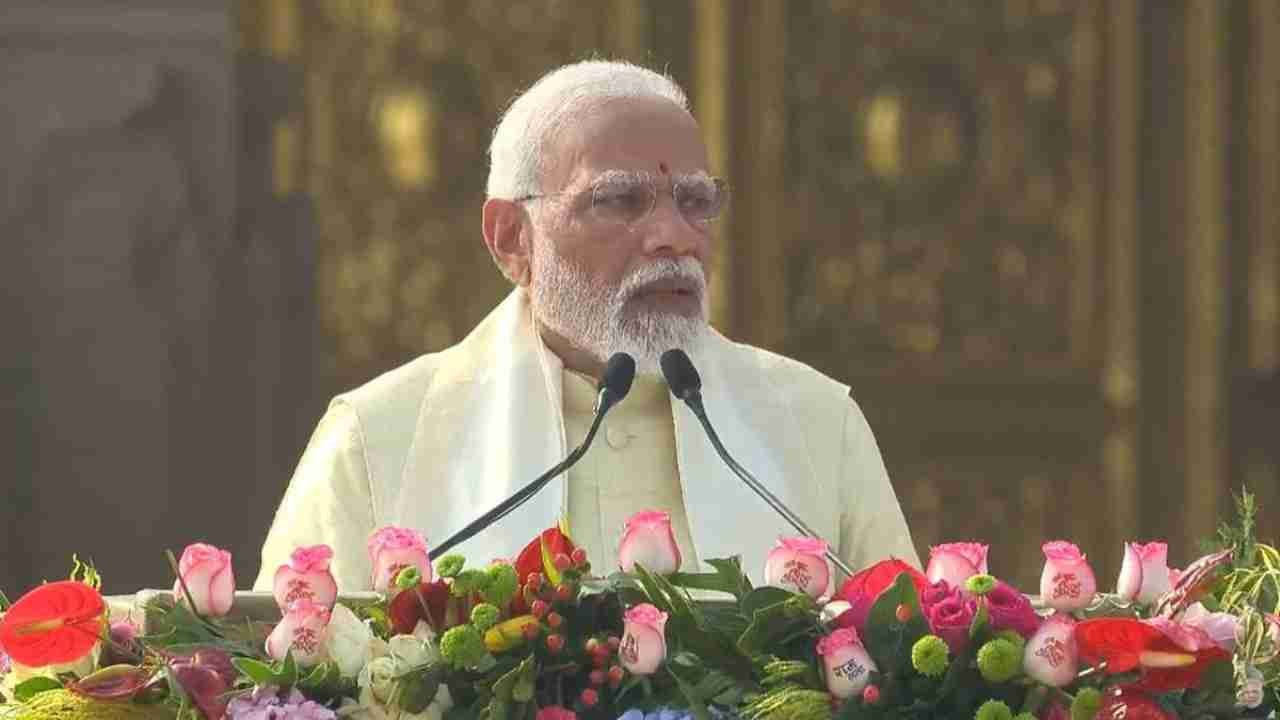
[398,664,444,714]
[740,586,793,619]
[862,573,929,673]
[667,665,713,720]
[736,595,817,657]
[1,588,13,612]
[280,650,299,687]
[969,599,990,641]
[232,657,280,686]
[13,677,64,702]
[670,557,753,600]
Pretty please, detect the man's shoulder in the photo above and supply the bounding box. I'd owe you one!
[717,337,853,412]
[333,344,468,427]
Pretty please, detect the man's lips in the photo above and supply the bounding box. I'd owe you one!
[629,277,701,299]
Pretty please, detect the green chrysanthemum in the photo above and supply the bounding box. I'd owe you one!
[976,638,1021,683]
[1070,688,1103,720]
[435,554,465,578]
[482,563,519,607]
[394,566,421,589]
[995,629,1026,653]
[451,568,489,596]
[440,624,488,669]
[974,699,1013,720]
[911,634,950,677]
[965,573,998,596]
[1012,714,1037,720]
[470,602,500,631]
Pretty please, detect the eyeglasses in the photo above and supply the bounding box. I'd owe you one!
[516,170,729,227]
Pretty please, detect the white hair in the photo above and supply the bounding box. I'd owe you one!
[486,60,690,199]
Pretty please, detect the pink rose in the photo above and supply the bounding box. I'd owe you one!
[172,542,235,617]
[926,592,976,654]
[985,581,1042,638]
[1039,541,1097,612]
[925,542,988,587]
[920,580,954,614]
[272,544,338,612]
[815,627,877,698]
[764,536,831,598]
[265,598,332,666]
[1117,541,1173,605]
[535,707,577,720]
[619,603,668,675]
[617,510,681,575]
[1023,613,1078,686]
[367,526,432,592]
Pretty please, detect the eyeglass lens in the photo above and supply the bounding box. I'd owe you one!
[588,173,725,225]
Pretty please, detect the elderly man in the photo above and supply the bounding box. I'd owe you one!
[254,60,918,592]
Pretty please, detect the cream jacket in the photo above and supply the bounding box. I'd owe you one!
[253,289,919,591]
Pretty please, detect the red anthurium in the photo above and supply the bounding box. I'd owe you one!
[0,581,106,667]
[836,558,927,602]
[1076,617,1231,691]
[387,579,452,635]
[514,527,576,586]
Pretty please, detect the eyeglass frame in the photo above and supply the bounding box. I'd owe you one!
[512,169,730,228]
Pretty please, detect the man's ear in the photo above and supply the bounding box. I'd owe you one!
[482,198,532,286]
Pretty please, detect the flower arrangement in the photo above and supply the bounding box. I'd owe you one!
[1,490,1277,720]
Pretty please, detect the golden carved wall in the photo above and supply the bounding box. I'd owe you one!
[246,0,1280,588]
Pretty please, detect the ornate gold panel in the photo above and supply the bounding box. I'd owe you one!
[774,0,1114,586]
[281,0,694,392]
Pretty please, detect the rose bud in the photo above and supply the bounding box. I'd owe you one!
[619,603,668,675]
[815,627,877,699]
[1039,541,1097,612]
[367,526,432,593]
[617,510,682,575]
[764,536,832,599]
[1023,613,1078,687]
[925,542,988,588]
[172,543,236,617]
[265,598,332,666]
[1116,541,1172,605]
[272,544,338,612]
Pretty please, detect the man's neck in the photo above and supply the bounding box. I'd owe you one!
[537,322,605,378]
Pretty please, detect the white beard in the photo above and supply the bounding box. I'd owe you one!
[528,244,709,377]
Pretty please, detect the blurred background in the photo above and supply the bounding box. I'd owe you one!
[2,0,1277,595]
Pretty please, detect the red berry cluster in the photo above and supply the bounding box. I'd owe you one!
[578,635,624,707]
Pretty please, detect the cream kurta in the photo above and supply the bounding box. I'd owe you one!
[253,289,919,591]
[561,369,700,574]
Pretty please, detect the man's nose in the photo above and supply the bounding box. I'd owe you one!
[640,197,706,258]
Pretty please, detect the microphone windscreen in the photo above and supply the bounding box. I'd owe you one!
[660,349,701,398]
[601,352,636,400]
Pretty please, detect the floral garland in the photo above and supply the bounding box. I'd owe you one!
[1,491,1278,720]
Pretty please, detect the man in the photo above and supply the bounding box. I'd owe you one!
[254,60,918,592]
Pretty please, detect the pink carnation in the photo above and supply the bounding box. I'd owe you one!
[985,581,1043,638]
[815,627,862,656]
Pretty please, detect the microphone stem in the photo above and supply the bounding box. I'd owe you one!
[687,394,856,579]
[432,395,610,558]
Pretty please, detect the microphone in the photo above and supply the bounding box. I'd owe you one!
[659,349,855,578]
[432,352,636,557]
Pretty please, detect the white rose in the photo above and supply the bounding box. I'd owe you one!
[324,604,376,678]
[359,656,399,705]
[389,635,439,671]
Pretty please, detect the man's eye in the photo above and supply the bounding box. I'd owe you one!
[594,187,650,214]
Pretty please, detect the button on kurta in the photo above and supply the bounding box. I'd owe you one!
[606,425,631,449]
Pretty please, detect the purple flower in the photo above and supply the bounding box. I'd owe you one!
[985,582,1042,638]
[227,685,337,719]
